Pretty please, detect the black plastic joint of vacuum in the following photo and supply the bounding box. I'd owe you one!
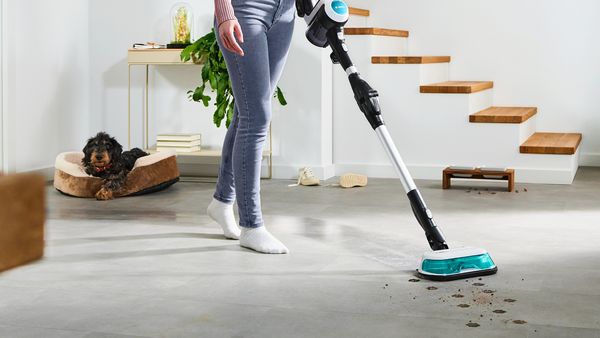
[407,189,449,251]
[330,52,340,64]
[348,73,384,130]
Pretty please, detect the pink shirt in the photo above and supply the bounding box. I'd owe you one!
[215,0,236,25]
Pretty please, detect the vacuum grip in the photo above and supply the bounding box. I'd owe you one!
[407,189,449,251]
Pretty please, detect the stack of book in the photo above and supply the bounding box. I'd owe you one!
[157,133,202,153]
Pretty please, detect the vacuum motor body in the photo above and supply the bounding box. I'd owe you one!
[297,0,349,47]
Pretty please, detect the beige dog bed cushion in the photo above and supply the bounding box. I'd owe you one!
[54,150,180,198]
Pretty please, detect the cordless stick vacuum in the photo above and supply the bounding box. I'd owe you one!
[296,0,498,281]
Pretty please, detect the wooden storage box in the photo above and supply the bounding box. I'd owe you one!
[0,174,46,272]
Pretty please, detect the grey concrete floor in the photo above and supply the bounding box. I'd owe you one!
[1,168,600,338]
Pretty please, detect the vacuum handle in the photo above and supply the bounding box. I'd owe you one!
[326,24,449,251]
[376,126,449,251]
[326,27,354,72]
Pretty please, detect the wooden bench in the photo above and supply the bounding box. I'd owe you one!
[443,167,515,192]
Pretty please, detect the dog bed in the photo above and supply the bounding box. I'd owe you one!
[54,150,180,198]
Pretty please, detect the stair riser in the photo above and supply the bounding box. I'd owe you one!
[366,63,451,85]
[360,64,449,89]
[344,35,408,60]
[347,15,368,27]
[466,117,537,149]
[367,65,490,112]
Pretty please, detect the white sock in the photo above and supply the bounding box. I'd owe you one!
[240,227,289,254]
[207,198,241,240]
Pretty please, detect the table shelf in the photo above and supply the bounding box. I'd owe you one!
[145,147,270,158]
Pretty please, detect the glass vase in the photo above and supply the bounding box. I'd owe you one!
[169,2,193,48]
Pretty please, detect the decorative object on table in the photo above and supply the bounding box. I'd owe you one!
[157,133,202,153]
[0,173,45,273]
[181,29,288,128]
[168,2,194,49]
[442,166,515,192]
[133,42,166,49]
[339,173,368,188]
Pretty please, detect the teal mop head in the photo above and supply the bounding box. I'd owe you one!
[417,247,498,281]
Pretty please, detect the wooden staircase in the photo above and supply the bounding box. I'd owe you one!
[520,133,582,155]
[420,81,494,94]
[349,7,370,17]
[344,27,409,38]
[372,56,451,64]
[470,107,537,124]
[331,5,583,183]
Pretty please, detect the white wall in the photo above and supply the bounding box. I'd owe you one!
[89,0,229,153]
[0,0,6,171]
[4,0,90,173]
[11,0,595,177]
[357,0,600,166]
[90,0,334,178]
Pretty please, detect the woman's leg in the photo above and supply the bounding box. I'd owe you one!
[213,0,293,253]
[208,106,241,240]
[237,3,296,253]
[214,106,239,204]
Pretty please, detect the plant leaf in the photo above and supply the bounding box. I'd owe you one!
[276,86,288,106]
[225,100,235,128]
[192,86,203,101]
[201,95,211,107]
[201,64,210,83]
[209,72,217,91]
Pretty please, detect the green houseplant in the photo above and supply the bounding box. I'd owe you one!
[181,29,287,128]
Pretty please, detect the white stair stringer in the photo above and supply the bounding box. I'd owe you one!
[332,61,580,184]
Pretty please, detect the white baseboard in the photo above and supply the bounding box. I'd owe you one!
[334,163,578,185]
[34,160,580,184]
[272,164,336,180]
[23,166,54,182]
[581,152,600,167]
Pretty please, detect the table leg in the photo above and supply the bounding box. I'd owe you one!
[145,65,149,150]
[442,172,451,189]
[128,64,131,150]
[508,172,515,192]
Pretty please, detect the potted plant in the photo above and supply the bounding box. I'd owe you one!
[181,29,287,128]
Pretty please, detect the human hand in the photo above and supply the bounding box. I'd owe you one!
[218,19,244,56]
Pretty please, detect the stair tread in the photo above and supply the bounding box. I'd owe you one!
[349,7,370,16]
[372,56,451,64]
[520,132,582,155]
[344,27,409,38]
[470,107,537,123]
[420,81,494,94]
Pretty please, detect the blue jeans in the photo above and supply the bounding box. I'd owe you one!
[213,0,295,228]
